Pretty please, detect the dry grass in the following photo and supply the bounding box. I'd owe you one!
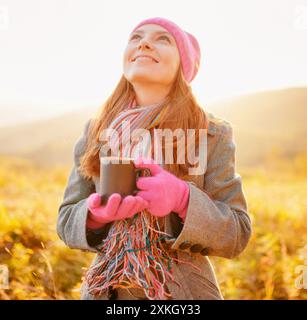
[0,155,306,300]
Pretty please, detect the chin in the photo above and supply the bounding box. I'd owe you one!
[128,72,160,83]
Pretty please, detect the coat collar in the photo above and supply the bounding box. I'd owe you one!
[207,120,216,136]
[200,109,217,136]
[207,113,217,136]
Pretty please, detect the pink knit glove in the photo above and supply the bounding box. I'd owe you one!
[134,156,190,221]
[86,193,149,229]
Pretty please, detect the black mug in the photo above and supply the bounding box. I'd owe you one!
[99,156,151,206]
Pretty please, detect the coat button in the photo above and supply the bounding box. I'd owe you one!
[190,244,203,253]
[179,240,191,250]
[200,247,210,256]
[107,286,118,300]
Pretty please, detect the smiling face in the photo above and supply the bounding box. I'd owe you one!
[123,24,181,88]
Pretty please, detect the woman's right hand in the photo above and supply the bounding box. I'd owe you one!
[86,193,149,229]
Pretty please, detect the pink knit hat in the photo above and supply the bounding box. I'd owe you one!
[132,17,201,83]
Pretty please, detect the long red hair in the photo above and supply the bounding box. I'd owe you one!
[79,66,210,184]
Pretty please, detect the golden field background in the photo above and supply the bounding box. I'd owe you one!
[0,87,306,300]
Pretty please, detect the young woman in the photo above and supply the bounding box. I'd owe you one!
[57,17,252,300]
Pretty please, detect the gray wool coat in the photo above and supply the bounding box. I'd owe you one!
[57,113,252,300]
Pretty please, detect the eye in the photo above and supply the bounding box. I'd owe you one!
[130,34,140,40]
[158,36,171,43]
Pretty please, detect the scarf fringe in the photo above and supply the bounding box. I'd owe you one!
[83,209,201,300]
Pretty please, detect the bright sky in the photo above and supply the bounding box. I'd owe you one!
[0,0,307,118]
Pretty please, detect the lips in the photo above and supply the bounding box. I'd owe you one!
[131,54,159,63]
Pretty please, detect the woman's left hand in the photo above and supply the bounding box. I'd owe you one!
[133,156,190,220]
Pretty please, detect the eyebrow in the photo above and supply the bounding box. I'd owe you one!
[131,30,172,37]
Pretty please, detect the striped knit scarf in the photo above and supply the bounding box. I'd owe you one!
[84,99,200,300]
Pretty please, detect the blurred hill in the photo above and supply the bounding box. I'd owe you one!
[0,86,306,168]
[206,86,307,167]
[0,106,97,167]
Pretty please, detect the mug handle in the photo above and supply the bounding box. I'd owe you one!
[100,194,109,206]
[133,167,151,194]
[135,167,151,179]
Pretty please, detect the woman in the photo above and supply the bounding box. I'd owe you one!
[57,17,252,300]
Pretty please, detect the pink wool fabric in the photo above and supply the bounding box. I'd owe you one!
[132,17,201,83]
[134,156,189,221]
[86,193,148,229]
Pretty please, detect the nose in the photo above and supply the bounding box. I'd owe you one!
[138,38,153,51]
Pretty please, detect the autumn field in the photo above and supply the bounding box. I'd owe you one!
[0,154,306,300]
